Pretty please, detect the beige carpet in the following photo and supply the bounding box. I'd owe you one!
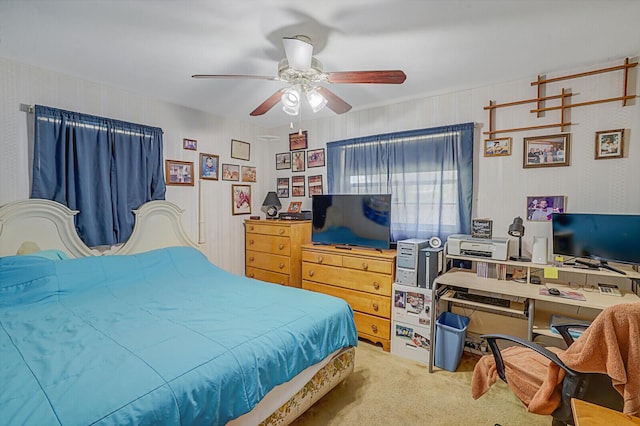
[290,341,551,425]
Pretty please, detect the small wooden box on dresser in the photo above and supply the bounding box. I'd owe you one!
[244,219,311,287]
[301,244,397,351]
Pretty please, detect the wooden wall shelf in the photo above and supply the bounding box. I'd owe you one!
[484,57,638,140]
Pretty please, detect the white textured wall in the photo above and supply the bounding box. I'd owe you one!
[2,56,639,270]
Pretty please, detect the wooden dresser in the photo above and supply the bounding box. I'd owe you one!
[301,244,396,351]
[244,219,311,288]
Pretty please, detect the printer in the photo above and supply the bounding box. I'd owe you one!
[446,234,510,261]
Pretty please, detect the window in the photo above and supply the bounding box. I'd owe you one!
[326,123,474,242]
[31,105,165,247]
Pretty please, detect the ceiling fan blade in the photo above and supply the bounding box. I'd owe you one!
[327,70,407,84]
[250,89,286,116]
[192,74,277,80]
[315,87,352,114]
[282,36,313,71]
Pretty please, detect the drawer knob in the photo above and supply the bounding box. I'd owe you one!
[371,324,378,333]
[249,256,254,262]
[278,244,284,250]
[372,281,380,290]
[317,256,324,263]
[372,302,379,311]
[279,263,285,269]
[249,225,254,231]
[362,262,368,270]
[249,239,254,245]
[308,270,315,277]
[278,229,285,235]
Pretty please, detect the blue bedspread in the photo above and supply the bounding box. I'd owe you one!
[0,247,358,425]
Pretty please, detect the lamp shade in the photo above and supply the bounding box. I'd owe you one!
[508,216,525,237]
[261,191,282,219]
[281,87,300,116]
[306,87,327,112]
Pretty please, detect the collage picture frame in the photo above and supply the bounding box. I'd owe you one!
[165,160,194,186]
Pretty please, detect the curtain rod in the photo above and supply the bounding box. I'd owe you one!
[20,104,34,113]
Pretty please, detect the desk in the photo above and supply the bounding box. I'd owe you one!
[428,257,640,372]
[571,398,640,425]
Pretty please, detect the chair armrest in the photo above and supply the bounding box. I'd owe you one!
[481,333,577,383]
[550,322,590,347]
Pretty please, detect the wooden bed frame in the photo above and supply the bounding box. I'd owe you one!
[0,198,355,425]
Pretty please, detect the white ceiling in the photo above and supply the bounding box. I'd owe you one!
[1,1,639,129]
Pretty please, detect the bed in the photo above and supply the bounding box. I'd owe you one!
[0,199,358,425]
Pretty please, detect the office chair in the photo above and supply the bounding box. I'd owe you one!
[472,302,640,426]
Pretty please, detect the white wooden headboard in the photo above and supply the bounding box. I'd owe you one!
[0,199,202,258]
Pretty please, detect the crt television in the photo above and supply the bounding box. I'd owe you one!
[552,213,640,269]
[311,194,391,250]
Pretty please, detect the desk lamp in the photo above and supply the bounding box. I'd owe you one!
[261,191,282,219]
[508,216,531,261]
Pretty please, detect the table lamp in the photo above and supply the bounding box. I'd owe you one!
[261,191,282,219]
[508,216,530,261]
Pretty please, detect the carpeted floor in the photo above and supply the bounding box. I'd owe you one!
[290,341,551,425]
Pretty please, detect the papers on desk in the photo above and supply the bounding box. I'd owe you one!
[539,287,587,301]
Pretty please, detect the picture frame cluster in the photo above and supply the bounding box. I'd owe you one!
[274,130,325,201]
[167,137,258,215]
[483,128,625,167]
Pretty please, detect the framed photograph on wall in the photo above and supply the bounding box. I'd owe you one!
[308,175,323,196]
[307,148,326,167]
[199,153,219,180]
[183,138,197,151]
[292,151,306,172]
[231,139,250,161]
[483,137,511,157]
[222,163,240,181]
[595,129,624,159]
[289,131,308,151]
[277,177,290,198]
[275,152,291,170]
[523,134,570,168]
[292,176,305,197]
[231,184,251,215]
[526,195,566,221]
[165,160,194,186]
[241,166,256,182]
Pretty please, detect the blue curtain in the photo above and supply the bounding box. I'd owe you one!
[326,123,474,242]
[31,105,165,247]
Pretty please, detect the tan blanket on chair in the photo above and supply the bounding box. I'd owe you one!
[472,302,640,416]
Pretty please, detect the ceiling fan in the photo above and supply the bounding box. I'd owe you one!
[192,35,407,117]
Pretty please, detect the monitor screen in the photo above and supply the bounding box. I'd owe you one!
[312,194,391,249]
[552,213,640,265]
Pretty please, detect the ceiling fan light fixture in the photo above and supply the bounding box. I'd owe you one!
[306,87,327,112]
[281,87,300,116]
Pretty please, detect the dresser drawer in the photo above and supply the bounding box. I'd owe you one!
[246,267,289,286]
[302,263,392,296]
[246,234,291,256]
[302,281,391,319]
[245,223,290,237]
[246,250,290,274]
[301,250,343,267]
[343,256,394,275]
[353,311,391,340]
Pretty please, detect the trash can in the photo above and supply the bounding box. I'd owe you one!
[434,311,470,372]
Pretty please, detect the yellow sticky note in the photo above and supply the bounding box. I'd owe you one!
[544,267,559,279]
